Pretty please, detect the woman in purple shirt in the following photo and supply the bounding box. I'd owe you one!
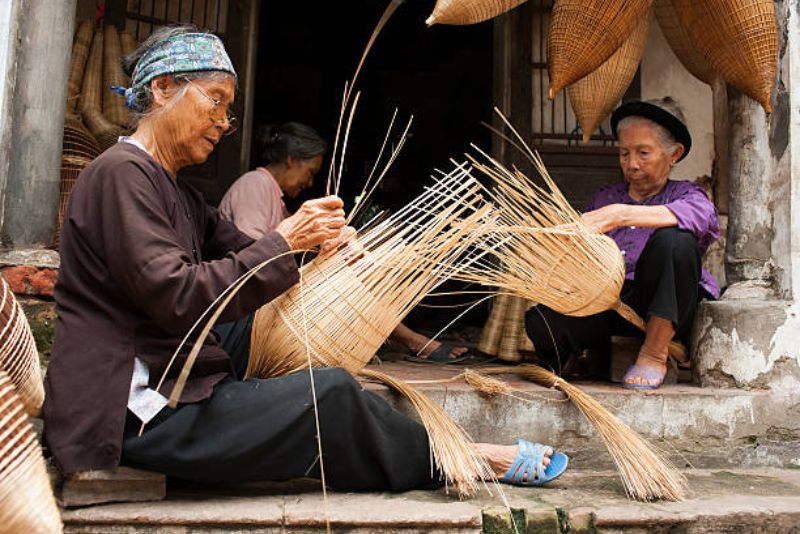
[525,97,720,389]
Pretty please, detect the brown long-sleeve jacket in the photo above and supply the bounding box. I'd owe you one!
[43,143,299,475]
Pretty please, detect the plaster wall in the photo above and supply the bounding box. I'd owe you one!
[0,0,21,232]
[640,20,714,182]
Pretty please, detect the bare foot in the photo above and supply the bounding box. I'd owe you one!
[474,443,552,481]
[624,350,668,387]
[390,324,468,360]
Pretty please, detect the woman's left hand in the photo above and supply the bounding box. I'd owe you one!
[320,226,363,260]
[581,204,630,234]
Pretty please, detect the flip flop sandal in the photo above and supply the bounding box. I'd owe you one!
[404,343,472,364]
[499,438,569,487]
[622,363,667,390]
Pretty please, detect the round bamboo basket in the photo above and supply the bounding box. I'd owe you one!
[670,0,776,112]
[426,0,527,26]
[103,25,131,128]
[569,10,652,143]
[66,20,94,117]
[654,0,715,85]
[0,371,63,533]
[0,277,44,418]
[547,0,654,99]
[56,116,101,246]
[80,28,124,151]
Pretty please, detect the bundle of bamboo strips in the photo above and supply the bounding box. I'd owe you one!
[569,10,652,143]
[426,0,527,26]
[547,0,654,99]
[0,278,44,417]
[103,25,131,128]
[0,370,63,533]
[479,365,688,501]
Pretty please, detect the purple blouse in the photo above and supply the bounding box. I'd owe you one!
[585,180,721,299]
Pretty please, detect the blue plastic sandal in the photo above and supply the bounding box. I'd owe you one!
[622,363,666,390]
[499,438,569,486]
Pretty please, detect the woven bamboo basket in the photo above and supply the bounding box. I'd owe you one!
[654,0,715,85]
[670,0,776,112]
[548,0,654,99]
[0,370,63,533]
[0,277,44,418]
[66,20,94,117]
[569,9,652,143]
[80,28,124,151]
[426,0,527,26]
[103,25,131,128]
[56,116,101,245]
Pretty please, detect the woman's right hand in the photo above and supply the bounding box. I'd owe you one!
[275,196,346,251]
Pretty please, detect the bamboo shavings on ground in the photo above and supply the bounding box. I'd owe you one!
[479,364,688,501]
[359,369,495,496]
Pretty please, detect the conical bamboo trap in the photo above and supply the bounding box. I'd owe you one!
[547,0,654,99]
[0,278,43,418]
[0,370,63,533]
[80,27,124,151]
[66,20,94,118]
[670,0,777,112]
[653,0,716,85]
[569,9,652,143]
[103,25,131,128]
[57,116,101,246]
[476,365,687,501]
[426,0,527,26]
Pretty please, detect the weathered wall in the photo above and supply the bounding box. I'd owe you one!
[0,0,22,239]
[640,20,714,183]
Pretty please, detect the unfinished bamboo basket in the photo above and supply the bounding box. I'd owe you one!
[0,370,63,533]
[80,28,124,151]
[66,20,94,117]
[670,0,777,112]
[56,116,101,245]
[569,10,652,143]
[654,0,716,85]
[0,277,43,418]
[548,0,654,99]
[103,25,131,128]
[248,167,495,379]
[426,0,527,26]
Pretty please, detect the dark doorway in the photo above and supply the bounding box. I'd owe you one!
[251,0,493,215]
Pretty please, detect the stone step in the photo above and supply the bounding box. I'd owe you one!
[60,469,800,533]
[363,361,800,470]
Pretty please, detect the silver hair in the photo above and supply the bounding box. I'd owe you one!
[617,97,687,159]
[120,25,235,127]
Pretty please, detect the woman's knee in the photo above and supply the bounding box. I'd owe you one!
[644,228,699,260]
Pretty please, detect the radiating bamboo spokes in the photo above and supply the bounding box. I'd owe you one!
[0,371,63,533]
[654,0,716,85]
[0,278,44,417]
[426,0,527,26]
[569,10,652,143]
[547,0,654,99]
[670,0,777,112]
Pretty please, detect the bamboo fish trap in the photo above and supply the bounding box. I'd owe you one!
[478,365,687,501]
[426,0,527,26]
[0,278,44,418]
[66,20,94,117]
[670,0,777,113]
[80,28,125,151]
[0,370,63,533]
[57,116,102,246]
[103,25,131,128]
[653,0,716,85]
[547,0,654,99]
[569,10,652,143]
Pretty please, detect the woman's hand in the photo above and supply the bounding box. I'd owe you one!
[275,196,346,251]
[581,204,630,234]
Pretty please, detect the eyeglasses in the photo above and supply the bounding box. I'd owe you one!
[186,80,238,136]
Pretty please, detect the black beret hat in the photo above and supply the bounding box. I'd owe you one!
[611,100,692,162]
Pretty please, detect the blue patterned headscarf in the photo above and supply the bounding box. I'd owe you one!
[111,32,236,111]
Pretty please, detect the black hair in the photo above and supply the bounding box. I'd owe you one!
[259,122,328,165]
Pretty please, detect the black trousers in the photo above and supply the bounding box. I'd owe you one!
[524,227,704,374]
[123,325,441,492]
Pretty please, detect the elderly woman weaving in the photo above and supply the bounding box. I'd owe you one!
[525,97,720,390]
[44,26,568,490]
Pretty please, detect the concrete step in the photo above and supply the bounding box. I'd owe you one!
[363,361,800,470]
[60,469,800,533]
